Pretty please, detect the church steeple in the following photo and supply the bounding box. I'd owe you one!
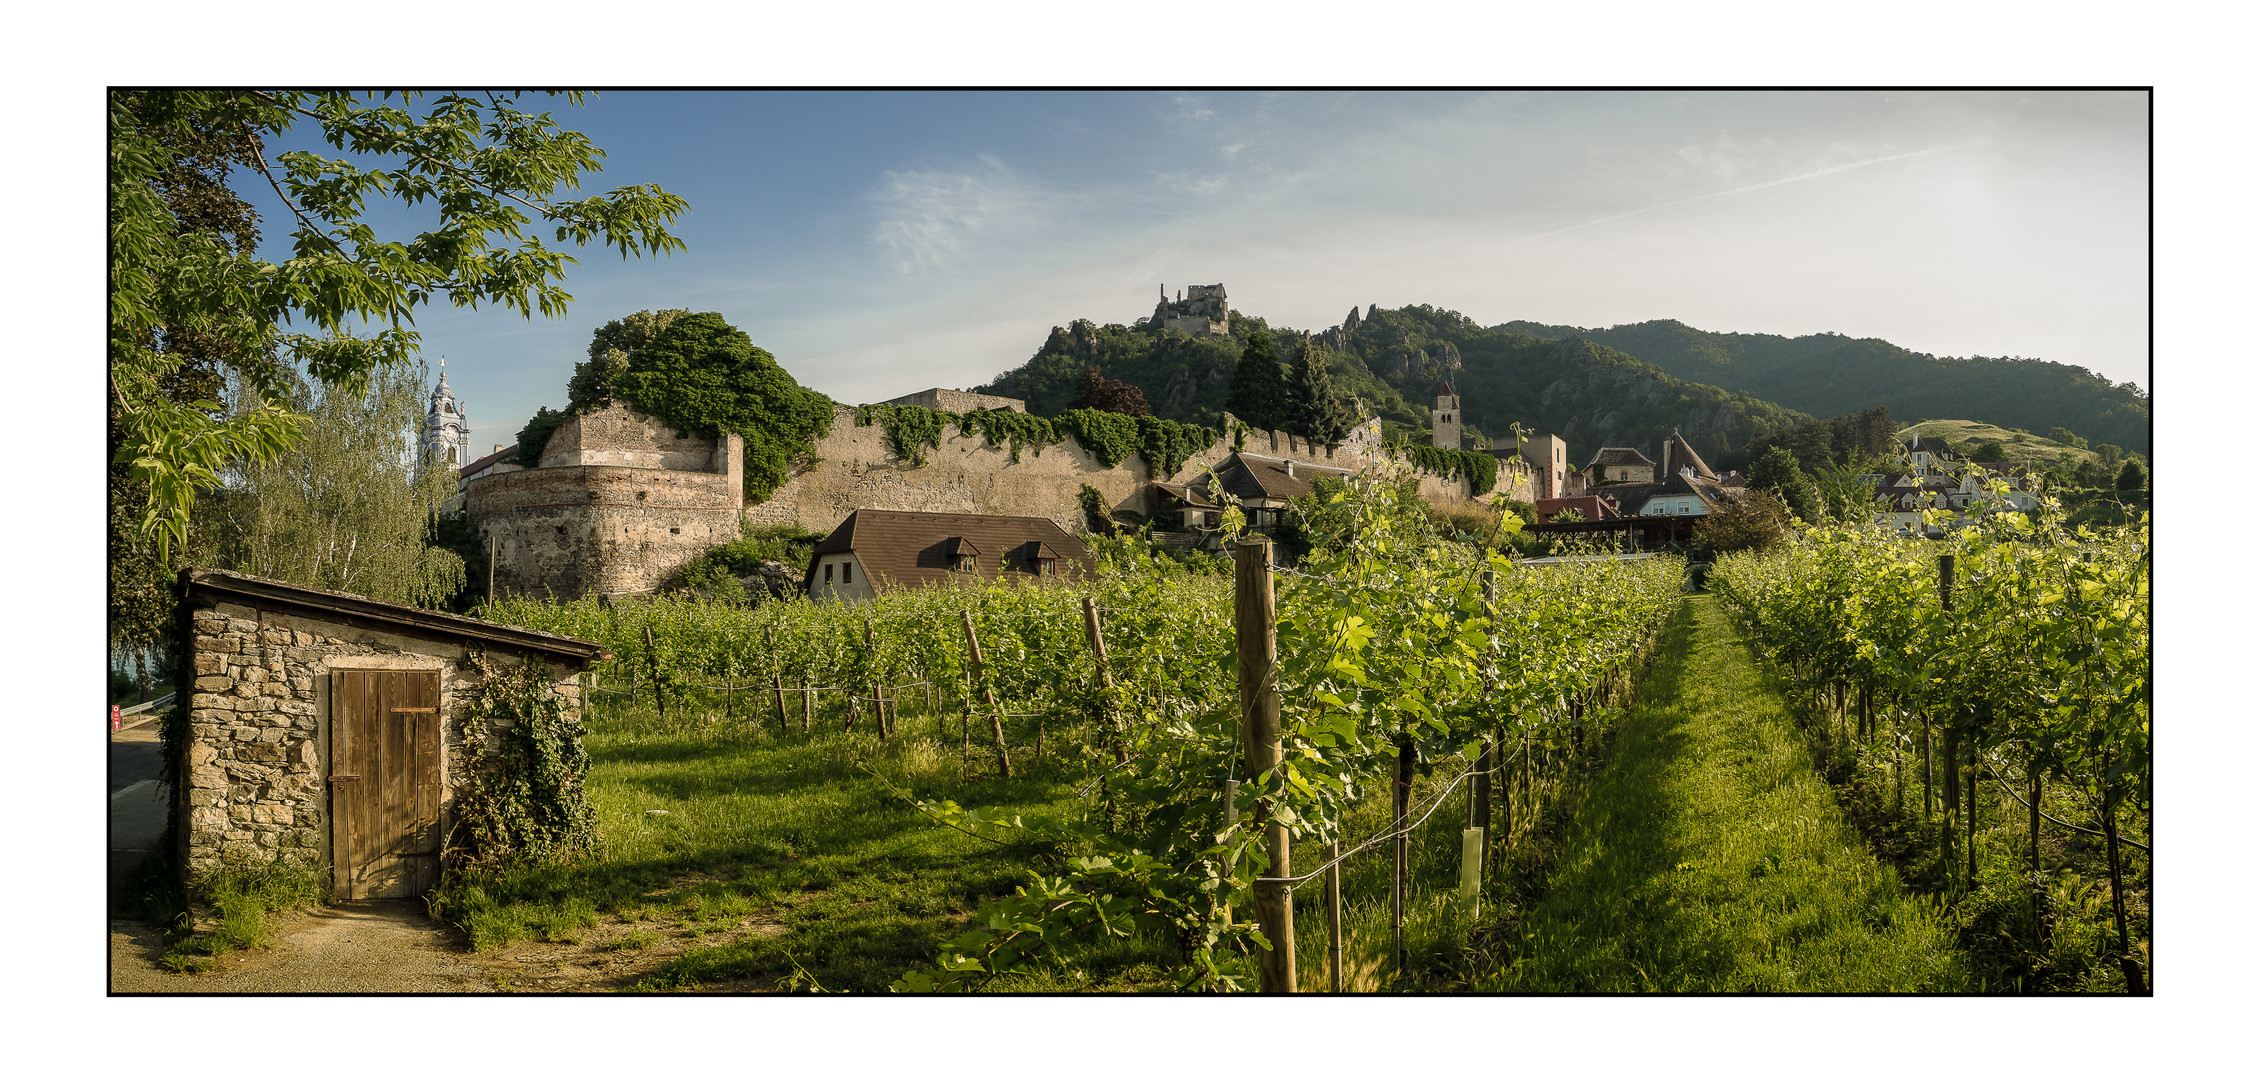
[426,357,471,468]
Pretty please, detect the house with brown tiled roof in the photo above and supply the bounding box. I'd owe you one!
[804,509,1094,601]
[1146,451,1355,538]
[1533,495,1620,524]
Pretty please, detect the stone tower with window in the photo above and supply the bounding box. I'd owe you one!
[425,359,471,468]
[1433,380,1461,450]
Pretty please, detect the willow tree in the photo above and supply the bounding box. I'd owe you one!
[200,360,467,608]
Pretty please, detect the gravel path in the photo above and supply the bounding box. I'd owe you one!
[110,901,492,993]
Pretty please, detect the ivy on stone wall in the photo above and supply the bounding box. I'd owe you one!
[957,409,1061,463]
[1059,409,1220,478]
[446,651,596,873]
[855,403,956,467]
[1401,444,1499,496]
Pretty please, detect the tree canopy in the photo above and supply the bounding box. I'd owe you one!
[1068,365,1152,416]
[608,312,835,501]
[570,308,690,413]
[1748,445,1819,522]
[1226,325,1289,430]
[109,90,689,561]
[1288,340,1358,448]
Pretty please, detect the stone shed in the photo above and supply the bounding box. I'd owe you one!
[177,569,608,899]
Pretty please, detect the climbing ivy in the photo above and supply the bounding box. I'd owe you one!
[856,403,957,466]
[447,651,596,873]
[1059,408,1220,477]
[958,409,1061,463]
[1401,444,1499,496]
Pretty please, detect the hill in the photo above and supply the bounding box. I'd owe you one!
[1495,318,2150,456]
[1893,418,2110,472]
[975,304,1813,472]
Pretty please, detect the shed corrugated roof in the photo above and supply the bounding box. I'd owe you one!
[806,509,1094,594]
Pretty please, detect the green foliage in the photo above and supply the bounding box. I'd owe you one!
[1693,488,1790,553]
[571,309,690,412]
[1226,325,1290,429]
[855,403,1065,467]
[1057,410,1220,478]
[1970,440,2009,463]
[1503,317,2151,456]
[448,652,598,873]
[1287,341,1357,447]
[674,524,828,595]
[510,406,569,468]
[959,409,1062,463]
[1749,446,1819,522]
[1400,444,1499,496]
[1745,406,1897,474]
[195,359,467,608]
[163,856,328,971]
[110,90,688,561]
[2048,426,2090,450]
[610,312,836,501]
[2115,459,2146,491]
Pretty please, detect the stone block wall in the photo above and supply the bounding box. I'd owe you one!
[878,388,1029,414]
[178,599,581,883]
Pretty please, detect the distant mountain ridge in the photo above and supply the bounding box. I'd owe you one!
[1495,319,2150,455]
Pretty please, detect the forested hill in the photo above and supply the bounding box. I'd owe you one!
[974,305,1813,472]
[1496,318,2151,455]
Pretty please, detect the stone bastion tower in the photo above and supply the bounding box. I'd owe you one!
[464,402,744,601]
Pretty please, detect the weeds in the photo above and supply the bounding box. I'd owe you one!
[161,856,327,972]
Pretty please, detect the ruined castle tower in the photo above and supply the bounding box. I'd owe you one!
[1433,380,1462,451]
[425,359,471,468]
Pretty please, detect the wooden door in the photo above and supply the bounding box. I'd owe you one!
[330,669,442,899]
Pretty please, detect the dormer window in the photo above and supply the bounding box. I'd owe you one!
[1018,540,1062,577]
[942,536,983,573]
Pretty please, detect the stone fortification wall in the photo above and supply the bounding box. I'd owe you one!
[745,408,1478,536]
[178,600,578,880]
[879,388,1028,414]
[466,403,744,600]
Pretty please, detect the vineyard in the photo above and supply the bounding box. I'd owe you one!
[475,477,1685,990]
[1708,510,2152,991]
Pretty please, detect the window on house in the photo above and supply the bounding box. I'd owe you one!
[824,563,833,584]
[842,562,852,584]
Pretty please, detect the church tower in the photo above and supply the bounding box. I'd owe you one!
[425,358,471,468]
[1432,380,1461,450]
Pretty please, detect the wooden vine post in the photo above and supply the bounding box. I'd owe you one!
[1235,538,1292,994]
[1469,569,1497,911]
[961,611,1011,779]
[1391,733,1415,977]
[1082,596,1125,828]
[864,620,891,740]
[643,623,666,720]
[765,627,786,729]
[1938,553,1959,888]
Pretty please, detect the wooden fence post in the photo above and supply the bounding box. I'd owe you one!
[961,611,1011,779]
[1235,537,1292,994]
[772,674,787,730]
[1474,569,1496,872]
[1392,734,1415,978]
[1083,596,1124,829]
[1326,840,1344,994]
[1938,553,1958,886]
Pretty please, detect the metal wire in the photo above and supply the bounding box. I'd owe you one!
[1252,741,1524,889]
[1982,750,2152,854]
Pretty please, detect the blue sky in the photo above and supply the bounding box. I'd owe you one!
[242,89,2150,454]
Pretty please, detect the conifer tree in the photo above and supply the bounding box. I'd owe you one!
[1227,326,1290,430]
[1287,338,1357,448]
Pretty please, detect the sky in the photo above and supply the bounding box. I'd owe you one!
[237,90,2151,453]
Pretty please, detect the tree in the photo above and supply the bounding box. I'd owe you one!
[110,90,689,562]
[2116,459,2147,492]
[2049,426,2090,450]
[608,312,835,501]
[2093,443,2123,467]
[1811,450,1883,525]
[1694,489,1790,553]
[1068,365,1152,417]
[198,359,467,608]
[1287,339,1357,448]
[1749,445,1819,522]
[110,93,270,693]
[1226,326,1289,430]
[569,308,690,413]
[1970,440,2009,463]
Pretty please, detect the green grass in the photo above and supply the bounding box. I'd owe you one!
[1480,596,1968,991]
[432,696,1101,993]
[161,857,328,973]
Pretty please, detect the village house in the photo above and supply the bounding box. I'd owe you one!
[1583,446,1658,486]
[1147,451,1358,544]
[804,509,1094,601]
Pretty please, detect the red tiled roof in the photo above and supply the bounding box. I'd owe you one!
[1534,495,1618,523]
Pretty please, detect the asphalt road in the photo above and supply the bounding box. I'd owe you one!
[109,718,166,913]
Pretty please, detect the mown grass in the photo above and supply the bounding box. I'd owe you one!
[431,695,1103,993]
[1479,595,1969,991]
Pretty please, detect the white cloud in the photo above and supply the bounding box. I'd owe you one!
[867,155,1047,275]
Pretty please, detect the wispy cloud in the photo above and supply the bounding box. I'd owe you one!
[868,155,1046,274]
[1501,145,1954,249]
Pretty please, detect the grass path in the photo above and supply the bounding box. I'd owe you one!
[1486,595,1968,991]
